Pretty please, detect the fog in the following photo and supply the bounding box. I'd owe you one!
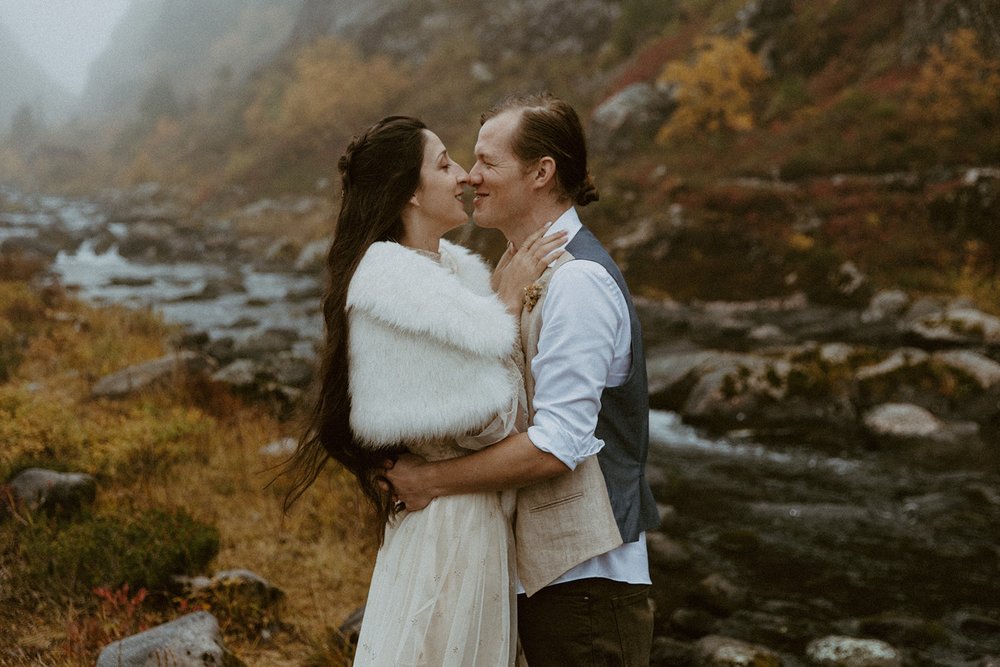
[0,0,131,94]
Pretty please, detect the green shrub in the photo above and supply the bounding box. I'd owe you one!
[19,507,219,595]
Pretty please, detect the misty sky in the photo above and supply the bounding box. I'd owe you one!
[0,0,132,94]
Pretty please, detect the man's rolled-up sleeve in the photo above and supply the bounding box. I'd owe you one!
[525,261,626,469]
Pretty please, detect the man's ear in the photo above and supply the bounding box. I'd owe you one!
[532,157,557,190]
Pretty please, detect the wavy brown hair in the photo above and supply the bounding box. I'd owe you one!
[278,116,427,540]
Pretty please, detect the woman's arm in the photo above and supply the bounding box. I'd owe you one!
[386,432,568,510]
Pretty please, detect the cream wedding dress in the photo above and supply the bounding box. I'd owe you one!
[352,427,520,666]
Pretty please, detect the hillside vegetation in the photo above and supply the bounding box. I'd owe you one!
[0,265,376,665]
[3,1,999,306]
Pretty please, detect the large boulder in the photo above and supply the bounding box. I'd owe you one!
[5,468,96,515]
[96,611,243,667]
[590,82,678,153]
[91,352,215,398]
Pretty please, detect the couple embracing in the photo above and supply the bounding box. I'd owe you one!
[283,94,660,666]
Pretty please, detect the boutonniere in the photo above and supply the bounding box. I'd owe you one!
[523,283,543,312]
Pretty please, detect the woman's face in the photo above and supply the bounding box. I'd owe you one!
[410,130,470,233]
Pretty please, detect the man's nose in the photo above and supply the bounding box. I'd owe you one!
[468,167,483,185]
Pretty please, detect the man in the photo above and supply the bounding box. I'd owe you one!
[387,93,659,665]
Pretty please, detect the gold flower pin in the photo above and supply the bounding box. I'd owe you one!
[523,283,543,312]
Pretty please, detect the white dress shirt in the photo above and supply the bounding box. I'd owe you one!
[522,207,650,590]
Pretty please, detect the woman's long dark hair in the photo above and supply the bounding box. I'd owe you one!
[279,116,427,540]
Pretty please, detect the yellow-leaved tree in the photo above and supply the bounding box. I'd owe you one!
[907,28,1000,143]
[656,32,768,143]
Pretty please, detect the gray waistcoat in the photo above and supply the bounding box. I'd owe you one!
[564,226,660,542]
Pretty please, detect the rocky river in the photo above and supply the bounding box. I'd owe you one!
[2,184,998,665]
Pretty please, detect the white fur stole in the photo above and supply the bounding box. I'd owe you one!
[346,240,517,448]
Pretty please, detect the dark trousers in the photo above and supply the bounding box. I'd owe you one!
[517,577,653,667]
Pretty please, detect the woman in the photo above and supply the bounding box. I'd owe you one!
[281,116,563,666]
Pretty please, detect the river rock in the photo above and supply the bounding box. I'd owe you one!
[834,261,869,300]
[862,403,943,439]
[211,359,260,388]
[854,349,938,408]
[695,573,749,615]
[116,221,179,261]
[651,636,695,666]
[683,356,789,421]
[693,634,781,667]
[186,274,246,301]
[96,611,243,667]
[861,403,981,458]
[260,437,298,457]
[179,569,284,607]
[861,289,910,323]
[647,351,727,398]
[235,328,299,360]
[671,607,718,636]
[647,531,692,570]
[931,349,1000,389]
[263,237,299,266]
[819,342,855,365]
[805,635,901,667]
[857,614,946,647]
[6,468,96,515]
[855,348,929,384]
[204,336,236,364]
[269,352,314,388]
[294,239,328,273]
[91,351,215,398]
[907,307,1000,346]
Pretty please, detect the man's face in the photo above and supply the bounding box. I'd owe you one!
[468,110,534,233]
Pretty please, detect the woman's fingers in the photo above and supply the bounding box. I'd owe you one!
[520,221,553,248]
[532,232,567,257]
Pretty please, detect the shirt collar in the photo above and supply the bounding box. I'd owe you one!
[548,206,581,248]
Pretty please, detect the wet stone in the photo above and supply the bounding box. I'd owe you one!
[651,635,694,667]
[806,635,902,667]
[693,634,781,667]
[695,573,749,615]
[671,607,718,636]
[647,531,692,570]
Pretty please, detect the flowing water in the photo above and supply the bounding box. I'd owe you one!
[4,189,999,663]
[649,410,1000,664]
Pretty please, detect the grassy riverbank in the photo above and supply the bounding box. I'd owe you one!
[0,270,374,666]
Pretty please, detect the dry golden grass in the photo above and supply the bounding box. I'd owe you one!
[0,282,376,665]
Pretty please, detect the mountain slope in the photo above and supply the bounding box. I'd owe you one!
[78,0,303,119]
[0,23,74,131]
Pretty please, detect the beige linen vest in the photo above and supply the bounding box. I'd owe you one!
[514,253,624,597]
